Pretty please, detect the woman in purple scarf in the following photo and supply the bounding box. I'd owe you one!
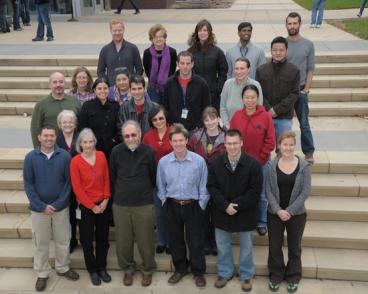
[143,24,177,105]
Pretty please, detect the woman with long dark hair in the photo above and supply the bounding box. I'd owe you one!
[188,19,228,111]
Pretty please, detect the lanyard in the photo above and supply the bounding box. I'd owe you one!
[240,46,249,58]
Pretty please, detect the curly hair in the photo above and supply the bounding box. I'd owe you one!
[188,19,216,54]
[71,66,93,93]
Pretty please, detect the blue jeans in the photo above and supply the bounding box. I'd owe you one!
[20,0,30,25]
[153,190,169,247]
[215,228,254,280]
[273,118,292,142]
[11,0,21,29]
[295,92,315,155]
[359,0,368,16]
[258,163,269,228]
[147,85,163,105]
[36,3,54,39]
[311,0,326,25]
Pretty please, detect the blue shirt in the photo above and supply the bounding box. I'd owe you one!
[23,146,71,212]
[157,150,209,210]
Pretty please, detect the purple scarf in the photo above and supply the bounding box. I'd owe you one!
[149,45,171,91]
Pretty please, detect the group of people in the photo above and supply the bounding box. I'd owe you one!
[24,12,313,293]
[0,0,30,33]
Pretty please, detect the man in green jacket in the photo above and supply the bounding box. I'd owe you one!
[30,72,81,147]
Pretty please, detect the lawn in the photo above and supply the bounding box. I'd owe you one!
[327,18,368,40]
[294,0,362,10]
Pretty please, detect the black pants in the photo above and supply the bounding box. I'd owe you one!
[204,204,216,250]
[69,192,78,245]
[79,204,110,273]
[166,199,206,276]
[117,0,139,12]
[267,212,306,283]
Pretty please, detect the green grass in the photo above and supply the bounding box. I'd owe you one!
[294,0,362,10]
[343,18,368,39]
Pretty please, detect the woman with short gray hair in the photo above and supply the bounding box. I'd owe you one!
[70,128,112,286]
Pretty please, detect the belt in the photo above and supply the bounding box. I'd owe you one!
[300,84,305,91]
[170,198,195,205]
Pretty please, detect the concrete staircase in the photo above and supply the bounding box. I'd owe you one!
[0,54,367,283]
[0,148,367,281]
[0,54,368,116]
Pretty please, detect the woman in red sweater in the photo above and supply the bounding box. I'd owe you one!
[70,128,111,286]
[142,105,173,254]
[230,84,276,236]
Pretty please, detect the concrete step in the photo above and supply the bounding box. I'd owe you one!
[1,148,367,174]
[0,66,97,77]
[315,63,368,75]
[314,53,368,64]
[1,169,368,196]
[309,88,368,102]
[309,101,368,116]
[0,238,367,281]
[1,101,367,116]
[0,75,367,90]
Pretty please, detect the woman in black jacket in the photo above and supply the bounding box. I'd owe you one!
[188,19,228,112]
[78,78,120,161]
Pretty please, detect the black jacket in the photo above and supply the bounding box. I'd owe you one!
[207,152,263,232]
[189,44,228,105]
[78,98,120,160]
[143,46,177,80]
[163,71,211,131]
[255,59,300,119]
[109,143,156,206]
[118,98,158,136]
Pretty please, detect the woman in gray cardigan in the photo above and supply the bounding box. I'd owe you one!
[266,131,311,293]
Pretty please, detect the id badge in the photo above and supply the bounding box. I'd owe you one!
[76,207,81,220]
[181,108,188,119]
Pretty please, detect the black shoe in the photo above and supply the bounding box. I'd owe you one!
[134,10,140,15]
[35,277,48,291]
[114,11,121,14]
[32,37,43,42]
[211,248,218,256]
[204,248,211,255]
[46,37,54,42]
[90,272,101,286]
[165,247,171,255]
[156,245,165,254]
[98,270,112,283]
[257,227,268,236]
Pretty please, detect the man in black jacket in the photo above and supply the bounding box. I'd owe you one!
[207,129,262,292]
[255,36,300,141]
[163,51,211,135]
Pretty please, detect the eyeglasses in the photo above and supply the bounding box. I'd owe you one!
[124,133,138,139]
[152,116,165,122]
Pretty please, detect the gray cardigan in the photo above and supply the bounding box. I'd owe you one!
[266,156,311,216]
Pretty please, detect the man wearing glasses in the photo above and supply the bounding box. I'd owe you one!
[255,37,300,141]
[109,120,157,287]
[226,22,266,79]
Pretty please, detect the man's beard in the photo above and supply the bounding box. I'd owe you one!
[288,28,299,36]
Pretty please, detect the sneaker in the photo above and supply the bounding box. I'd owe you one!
[194,275,206,288]
[241,279,252,292]
[287,282,298,293]
[310,24,315,28]
[57,269,79,281]
[305,153,314,164]
[316,24,321,28]
[214,276,231,288]
[269,281,280,292]
[257,226,268,236]
[35,277,48,292]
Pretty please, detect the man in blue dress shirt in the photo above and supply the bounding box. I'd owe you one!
[157,123,209,288]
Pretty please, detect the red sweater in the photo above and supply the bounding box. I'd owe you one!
[142,126,173,161]
[230,105,275,165]
[70,151,111,209]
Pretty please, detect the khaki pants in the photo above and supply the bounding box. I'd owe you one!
[31,207,71,278]
[113,204,156,275]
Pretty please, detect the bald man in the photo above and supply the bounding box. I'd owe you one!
[30,72,81,147]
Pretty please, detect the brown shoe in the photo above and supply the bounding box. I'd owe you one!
[141,274,152,287]
[35,277,48,292]
[57,269,79,281]
[123,273,134,286]
[305,153,314,164]
[214,276,231,288]
[241,279,252,292]
[168,272,187,284]
[194,275,206,288]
